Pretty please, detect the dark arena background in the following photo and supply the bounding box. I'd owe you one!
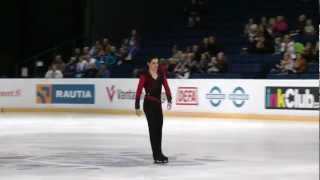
[0,0,318,179]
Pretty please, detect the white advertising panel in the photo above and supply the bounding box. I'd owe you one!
[0,79,318,117]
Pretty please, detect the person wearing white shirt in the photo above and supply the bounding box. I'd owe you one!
[45,65,63,79]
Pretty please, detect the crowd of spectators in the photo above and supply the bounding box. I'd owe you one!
[243,14,318,75]
[43,8,317,79]
[243,14,317,54]
[163,36,227,79]
[45,30,140,78]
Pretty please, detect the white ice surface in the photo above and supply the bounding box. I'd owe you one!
[0,113,318,180]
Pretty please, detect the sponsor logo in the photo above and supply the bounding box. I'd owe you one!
[206,86,249,108]
[37,84,95,104]
[176,87,198,105]
[106,85,116,102]
[0,89,22,97]
[117,89,137,100]
[229,87,249,108]
[105,85,167,103]
[206,87,225,107]
[36,85,52,103]
[266,87,319,110]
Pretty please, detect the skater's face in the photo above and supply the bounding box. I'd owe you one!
[148,58,159,72]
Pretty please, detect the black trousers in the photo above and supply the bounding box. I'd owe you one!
[143,99,163,158]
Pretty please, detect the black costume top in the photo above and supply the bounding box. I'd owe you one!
[135,71,172,109]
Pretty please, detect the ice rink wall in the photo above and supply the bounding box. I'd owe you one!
[0,79,318,121]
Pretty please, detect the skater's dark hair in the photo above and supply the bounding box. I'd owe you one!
[147,55,158,63]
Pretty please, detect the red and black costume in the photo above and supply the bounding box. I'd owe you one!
[135,71,172,162]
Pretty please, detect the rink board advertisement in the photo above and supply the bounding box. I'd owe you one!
[36,84,95,104]
[0,79,31,107]
[265,86,319,110]
[0,79,318,118]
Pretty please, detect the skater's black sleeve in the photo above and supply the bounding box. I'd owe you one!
[162,74,172,104]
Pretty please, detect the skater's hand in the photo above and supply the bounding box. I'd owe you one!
[135,109,142,117]
[167,103,172,110]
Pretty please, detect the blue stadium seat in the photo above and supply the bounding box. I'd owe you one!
[307,63,319,74]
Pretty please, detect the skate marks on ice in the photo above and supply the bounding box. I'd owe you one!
[0,152,224,170]
[0,133,225,172]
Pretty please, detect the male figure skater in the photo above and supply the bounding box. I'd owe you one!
[135,57,172,164]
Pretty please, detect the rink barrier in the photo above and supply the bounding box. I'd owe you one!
[0,79,318,122]
[1,108,317,123]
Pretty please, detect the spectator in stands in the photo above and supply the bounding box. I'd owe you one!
[302,42,313,62]
[215,52,228,73]
[207,56,219,73]
[63,57,78,78]
[199,37,209,54]
[52,54,65,72]
[255,25,274,53]
[273,16,288,35]
[76,56,88,78]
[83,60,98,78]
[121,38,129,49]
[185,52,197,74]
[208,36,223,56]
[304,19,315,35]
[102,38,111,49]
[295,42,305,55]
[191,53,210,74]
[267,17,276,35]
[185,52,195,66]
[191,45,201,61]
[293,54,307,74]
[255,36,268,53]
[274,37,282,54]
[116,47,128,65]
[296,14,307,34]
[207,52,228,73]
[244,18,255,36]
[90,41,103,57]
[246,24,259,52]
[105,46,118,66]
[170,50,184,64]
[270,52,295,74]
[281,35,296,59]
[174,61,190,79]
[125,29,140,61]
[83,46,90,56]
[199,52,210,71]
[95,48,107,67]
[130,29,139,45]
[73,48,81,59]
[80,46,91,62]
[45,64,63,79]
[119,38,129,55]
[260,16,268,27]
[102,38,113,54]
